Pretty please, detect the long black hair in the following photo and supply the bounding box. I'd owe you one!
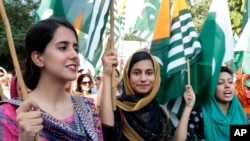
[23,18,78,90]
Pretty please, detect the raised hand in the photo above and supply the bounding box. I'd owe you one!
[16,99,43,141]
[184,85,196,107]
[101,38,118,76]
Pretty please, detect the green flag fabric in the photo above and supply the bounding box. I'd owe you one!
[242,0,250,29]
[150,0,170,105]
[133,0,160,42]
[234,18,250,74]
[36,0,111,68]
[196,0,234,106]
[163,0,201,128]
[94,0,127,75]
[84,0,111,67]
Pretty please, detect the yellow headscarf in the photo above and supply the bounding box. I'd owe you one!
[116,50,160,111]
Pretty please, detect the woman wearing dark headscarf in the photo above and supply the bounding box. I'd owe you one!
[100,48,171,140]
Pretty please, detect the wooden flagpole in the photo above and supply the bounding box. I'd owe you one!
[0,83,5,100]
[110,0,117,110]
[186,58,190,85]
[0,1,39,140]
[0,0,29,100]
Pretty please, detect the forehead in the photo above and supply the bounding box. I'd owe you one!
[51,26,77,42]
[131,60,153,70]
[82,76,91,81]
[218,72,232,79]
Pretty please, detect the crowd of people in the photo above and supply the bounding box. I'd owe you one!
[0,17,250,140]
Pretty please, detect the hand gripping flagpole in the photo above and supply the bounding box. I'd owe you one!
[110,0,117,111]
[0,1,39,141]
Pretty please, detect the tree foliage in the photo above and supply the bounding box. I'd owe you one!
[0,0,40,71]
[188,0,244,35]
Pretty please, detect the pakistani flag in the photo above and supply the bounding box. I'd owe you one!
[242,0,250,29]
[36,0,93,35]
[133,0,160,42]
[234,18,250,74]
[196,0,234,105]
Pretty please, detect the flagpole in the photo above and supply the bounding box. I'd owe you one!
[0,84,5,100]
[186,58,190,85]
[110,0,117,110]
[0,1,39,140]
[119,36,124,75]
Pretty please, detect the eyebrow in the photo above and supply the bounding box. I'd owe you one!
[132,68,154,71]
[56,41,78,47]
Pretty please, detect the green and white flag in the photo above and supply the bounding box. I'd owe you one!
[242,0,250,29]
[164,0,202,102]
[133,0,160,42]
[234,18,250,74]
[36,0,111,68]
[85,0,111,67]
[163,0,201,128]
[196,0,234,105]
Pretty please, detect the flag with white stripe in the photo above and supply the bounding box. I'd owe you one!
[167,0,201,77]
[84,0,111,67]
[164,0,201,128]
[133,0,160,42]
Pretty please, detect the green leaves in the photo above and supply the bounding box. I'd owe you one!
[0,0,41,71]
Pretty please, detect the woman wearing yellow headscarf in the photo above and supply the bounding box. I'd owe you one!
[100,49,170,140]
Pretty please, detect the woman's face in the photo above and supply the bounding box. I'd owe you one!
[35,26,79,82]
[0,70,8,86]
[129,60,155,95]
[215,72,234,104]
[81,76,92,92]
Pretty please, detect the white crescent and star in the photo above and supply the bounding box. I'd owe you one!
[138,2,157,20]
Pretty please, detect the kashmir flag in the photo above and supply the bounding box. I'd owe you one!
[93,0,127,75]
[84,0,111,67]
[162,0,201,128]
[196,0,234,105]
[133,0,160,42]
[234,18,250,74]
[164,0,202,101]
[105,0,127,50]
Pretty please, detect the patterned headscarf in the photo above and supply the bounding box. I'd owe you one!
[116,50,160,111]
[235,73,250,114]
